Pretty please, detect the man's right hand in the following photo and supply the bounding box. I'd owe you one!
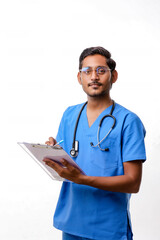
[45,137,57,146]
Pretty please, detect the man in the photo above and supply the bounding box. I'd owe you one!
[44,47,146,240]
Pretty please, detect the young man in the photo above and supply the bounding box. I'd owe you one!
[44,47,146,240]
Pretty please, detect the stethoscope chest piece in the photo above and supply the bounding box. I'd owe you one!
[70,140,79,157]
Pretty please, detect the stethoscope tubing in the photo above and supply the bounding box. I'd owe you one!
[70,100,116,156]
[72,101,87,149]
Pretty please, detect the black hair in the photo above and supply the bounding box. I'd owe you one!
[79,46,116,72]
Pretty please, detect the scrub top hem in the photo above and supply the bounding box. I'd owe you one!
[54,222,132,240]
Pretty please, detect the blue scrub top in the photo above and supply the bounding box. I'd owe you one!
[53,102,146,240]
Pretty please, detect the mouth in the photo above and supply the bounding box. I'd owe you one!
[88,82,102,87]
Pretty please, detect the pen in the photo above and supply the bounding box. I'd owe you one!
[54,140,64,146]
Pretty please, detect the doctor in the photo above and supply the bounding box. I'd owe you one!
[44,46,146,240]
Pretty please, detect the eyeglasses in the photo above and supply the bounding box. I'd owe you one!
[80,66,111,76]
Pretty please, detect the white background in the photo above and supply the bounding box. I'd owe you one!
[1,0,160,239]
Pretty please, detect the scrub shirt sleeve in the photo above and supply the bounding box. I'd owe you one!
[56,112,65,143]
[56,107,70,143]
[122,113,146,163]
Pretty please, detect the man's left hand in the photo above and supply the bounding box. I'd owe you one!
[43,158,85,184]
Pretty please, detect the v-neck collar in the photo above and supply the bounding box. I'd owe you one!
[82,103,114,135]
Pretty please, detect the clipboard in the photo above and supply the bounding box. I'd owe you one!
[18,142,85,181]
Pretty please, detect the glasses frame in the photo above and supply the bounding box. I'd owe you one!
[79,66,111,76]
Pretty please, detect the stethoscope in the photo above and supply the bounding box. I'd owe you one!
[70,100,116,157]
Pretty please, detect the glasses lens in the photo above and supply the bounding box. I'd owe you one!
[81,67,91,75]
[80,66,109,76]
[97,67,107,75]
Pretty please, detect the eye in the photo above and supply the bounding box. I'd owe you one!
[81,67,91,75]
[85,70,91,74]
[97,67,106,74]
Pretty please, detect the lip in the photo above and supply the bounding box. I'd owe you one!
[88,82,102,87]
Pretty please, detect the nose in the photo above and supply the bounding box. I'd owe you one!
[91,69,99,81]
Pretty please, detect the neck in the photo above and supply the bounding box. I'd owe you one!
[87,95,113,110]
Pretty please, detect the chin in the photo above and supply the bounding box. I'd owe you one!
[87,92,107,98]
[82,87,108,98]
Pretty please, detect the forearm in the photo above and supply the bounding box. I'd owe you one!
[43,157,142,193]
[80,174,140,193]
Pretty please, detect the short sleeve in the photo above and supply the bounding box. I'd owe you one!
[56,117,64,143]
[56,108,68,143]
[56,106,72,145]
[122,114,146,163]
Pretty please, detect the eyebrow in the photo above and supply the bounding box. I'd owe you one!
[81,65,107,69]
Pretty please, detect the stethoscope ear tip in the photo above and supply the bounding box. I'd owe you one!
[105,148,109,151]
[90,142,109,151]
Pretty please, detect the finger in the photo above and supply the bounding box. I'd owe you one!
[60,159,77,172]
[49,137,57,146]
[43,158,62,172]
[45,137,57,146]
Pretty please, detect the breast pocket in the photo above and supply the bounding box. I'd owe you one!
[90,138,119,171]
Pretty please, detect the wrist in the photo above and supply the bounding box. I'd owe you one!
[77,174,91,185]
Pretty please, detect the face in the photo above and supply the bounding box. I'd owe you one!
[77,54,117,99]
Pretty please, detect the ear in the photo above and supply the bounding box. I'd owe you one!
[111,70,118,84]
[77,72,82,85]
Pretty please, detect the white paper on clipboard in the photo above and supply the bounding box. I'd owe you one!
[18,142,85,181]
